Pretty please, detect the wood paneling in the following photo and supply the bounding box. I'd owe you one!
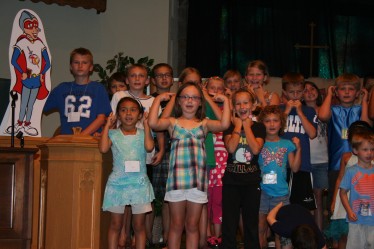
[0,147,38,249]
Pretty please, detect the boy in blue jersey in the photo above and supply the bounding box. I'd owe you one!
[318,73,370,213]
[281,72,318,210]
[44,47,111,135]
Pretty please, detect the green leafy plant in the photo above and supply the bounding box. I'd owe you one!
[93,52,154,87]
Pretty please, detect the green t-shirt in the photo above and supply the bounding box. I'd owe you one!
[205,103,217,168]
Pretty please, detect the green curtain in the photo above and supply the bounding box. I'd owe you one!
[186,0,374,79]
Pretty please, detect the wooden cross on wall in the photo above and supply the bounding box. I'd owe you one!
[294,22,329,77]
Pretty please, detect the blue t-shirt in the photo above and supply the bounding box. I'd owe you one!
[340,164,374,226]
[259,139,296,197]
[44,81,111,135]
[328,105,362,171]
[280,105,317,172]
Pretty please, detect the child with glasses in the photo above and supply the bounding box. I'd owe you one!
[150,63,174,248]
[162,68,224,248]
[148,82,231,249]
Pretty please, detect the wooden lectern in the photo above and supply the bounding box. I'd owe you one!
[38,135,111,249]
[0,147,38,249]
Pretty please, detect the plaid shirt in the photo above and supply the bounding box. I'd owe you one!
[166,121,207,192]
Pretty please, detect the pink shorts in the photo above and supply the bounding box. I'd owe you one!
[207,186,222,224]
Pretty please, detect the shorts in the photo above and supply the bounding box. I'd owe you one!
[347,223,374,249]
[164,188,208,204]
[207,186,222,224]
[280,236,292,247]
[324,218,348,240]
[259,192,290,214]
[289,170,316,210]
[311,163,329,189]
[107,202,152,214]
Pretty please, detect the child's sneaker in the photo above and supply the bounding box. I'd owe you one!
[207,236,219,248]
[145,238,155,248]
[216,236,222,247]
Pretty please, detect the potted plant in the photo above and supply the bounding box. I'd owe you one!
[93,52,154,88]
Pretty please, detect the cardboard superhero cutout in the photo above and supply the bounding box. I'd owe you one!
[0,9,52,137]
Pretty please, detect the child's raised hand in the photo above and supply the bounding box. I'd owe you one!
[242,116,253,127]
[232,109,242,128]
[253,84,265,97]
[106,112,117,128]
[158,92,175,102]
[327,85,336,97]
[361,88,368,102]
[202,87,213,100]
[224,87,232,98]
[232,116,242,130]
[143,112,149,127]
[247,84,257,95]
[284,100,294,114]
[212,93,227,103]
[293,100,303,113]
[291,137,301,150]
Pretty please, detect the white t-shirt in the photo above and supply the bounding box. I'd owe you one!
[309,119,329,164]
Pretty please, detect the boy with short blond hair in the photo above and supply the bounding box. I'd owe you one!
[339,130,374,249]
[110,63,164,246]
[281,72,318,210]
[318,73,370,211]
[110,64,164,165]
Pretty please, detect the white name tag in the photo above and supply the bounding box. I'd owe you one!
[67,111,81,122]
[263,172,277,184]
[125,161,140,172]
[341,128,348,139]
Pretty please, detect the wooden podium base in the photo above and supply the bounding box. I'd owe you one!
[39,135,111,249]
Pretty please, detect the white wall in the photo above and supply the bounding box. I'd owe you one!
[0,0,170,137]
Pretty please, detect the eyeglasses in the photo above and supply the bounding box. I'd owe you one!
[155,73,172,79]
[178,95,201,101]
